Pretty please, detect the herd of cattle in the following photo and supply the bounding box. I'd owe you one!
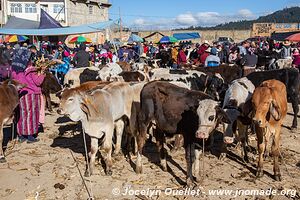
[0,61,299,186]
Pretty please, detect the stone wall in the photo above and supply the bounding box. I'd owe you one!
[66,0,109,26]
[135,29,252,43]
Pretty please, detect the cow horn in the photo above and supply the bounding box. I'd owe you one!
[269,100,281,121]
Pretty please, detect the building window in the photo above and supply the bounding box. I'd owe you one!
[53,4,64,14]
[88,5,93,14]
[25,4,37,13]
[10,3,23,13]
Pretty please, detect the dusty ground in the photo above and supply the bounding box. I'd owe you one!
[0,97,299,200]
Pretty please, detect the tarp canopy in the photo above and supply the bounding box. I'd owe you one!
[143,31,165,39]
[173,32,201,40]
[3,16,39,29]
[271,31,300,41]
[39,9,63,29]
[0,21,112,36]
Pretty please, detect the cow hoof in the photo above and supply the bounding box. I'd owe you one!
[161,164,167,172]
[106,169,112,176]
[274,174,282,181]
[84,170,92,177]
[136,166,143,174]
[256,170,264,178]
[0,157,6,163]
[219,153,226,160]
[290,127,297,133]
[186,178,196,188]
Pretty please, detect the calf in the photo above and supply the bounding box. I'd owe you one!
[136,81,230,185]
[58,82,134,176]
[251,79,287,181]
[41,71,62,112]
[247,68,299,129]
[0,80,25,162]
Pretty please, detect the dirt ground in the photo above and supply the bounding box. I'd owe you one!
[0,96,299,200]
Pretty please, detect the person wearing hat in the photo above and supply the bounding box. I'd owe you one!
[177,45,187,66]
[292,49,300,70]
[200,46,210,65]
[281,40,292,59]
[3,43,13,65]
[240,47,258,76]
[73,43,90,68]
[205,47,220,67]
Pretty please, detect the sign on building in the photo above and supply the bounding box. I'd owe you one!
[252,23,300,37]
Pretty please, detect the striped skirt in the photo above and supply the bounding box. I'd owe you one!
[17,94,41,136]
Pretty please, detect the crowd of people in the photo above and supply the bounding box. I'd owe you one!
[0,36,299,143]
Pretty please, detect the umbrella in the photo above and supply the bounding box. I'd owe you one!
[159,36,178,43]
[69,36,92,44]
[5,35,28,43]
[127,34,143,43]
[286,33,300,42]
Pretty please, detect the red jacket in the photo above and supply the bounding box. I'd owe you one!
[200,52,210,64]
[177,50,187,64]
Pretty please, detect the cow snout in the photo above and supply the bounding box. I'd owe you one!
[223,136,234,144]
[196,131,207,139]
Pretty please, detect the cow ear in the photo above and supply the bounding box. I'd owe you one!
[216,106,231,124]
[269,100,281,121]
[80,102,91,119]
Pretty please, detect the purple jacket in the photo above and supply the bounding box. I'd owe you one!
[12,67,45,95]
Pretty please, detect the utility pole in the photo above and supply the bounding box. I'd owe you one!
[119,7,122,41]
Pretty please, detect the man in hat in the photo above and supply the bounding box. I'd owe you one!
[200,47,211,65]
[3,43,13,64]
[205,47,220,67]
[73,43,90,68]
[281,40,292,59]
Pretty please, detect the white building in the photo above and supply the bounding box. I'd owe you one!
[0,0,111,27]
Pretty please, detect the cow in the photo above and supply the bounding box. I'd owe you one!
[64,64,123,87]
[58,81,134,176]
[41,71,62,112]
[251,79,287,181]
[64,67,100,88]
[149,68,226,101]
[118,71,148,82]
[221,77,255,161]
[0,80,25,162]
[136,81,231,185]
[246,68,300,129]
[196,64,243,84]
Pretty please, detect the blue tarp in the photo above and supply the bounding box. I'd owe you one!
[39,9,63,29]
[173,32,201,40]
[0,21,112,36]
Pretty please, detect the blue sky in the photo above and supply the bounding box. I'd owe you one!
[109,0,300,29]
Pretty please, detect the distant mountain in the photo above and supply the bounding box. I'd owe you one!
[179,7,300,30]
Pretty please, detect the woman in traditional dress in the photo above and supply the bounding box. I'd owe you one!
[11,46,46,143]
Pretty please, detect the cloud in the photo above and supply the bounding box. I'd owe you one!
[130,9,257,30]
[176,13,198,25]
[133,18,146,25]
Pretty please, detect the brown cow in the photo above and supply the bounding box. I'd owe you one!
[251,79,287,181]
[0,80,25,162]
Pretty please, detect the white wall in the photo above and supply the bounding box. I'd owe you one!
[7,0,65,24]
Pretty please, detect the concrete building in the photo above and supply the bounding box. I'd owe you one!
[0,0,111,27]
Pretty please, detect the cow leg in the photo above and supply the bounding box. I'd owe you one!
[136,123,148,174]
[84,137,98,177]
[0,122,5,163]
[185,142,195,186]
[256,127,265,178]
[45,94,52,112]
[171,134,183,153]
[194,148,202,182]
[102,128,113,176]
[114,120,124,155]
[290,95,299,130]
[272,128,281,181]
[155,129,167,171]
